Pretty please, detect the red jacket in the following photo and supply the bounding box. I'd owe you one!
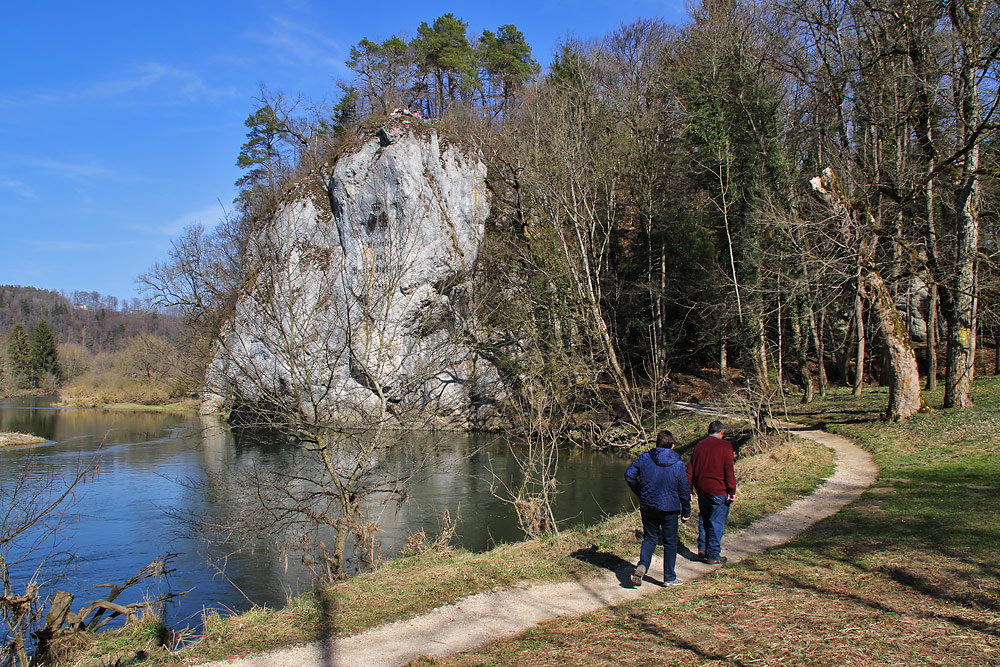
[687,434,737,496]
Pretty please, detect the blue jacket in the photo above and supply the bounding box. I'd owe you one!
[625,447,691,516]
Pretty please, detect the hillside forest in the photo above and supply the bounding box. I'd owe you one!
[11,0,1000,430]
[0,285,185,403]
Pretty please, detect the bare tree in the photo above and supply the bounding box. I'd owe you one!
[506,41,653,439]
[811,168,924,419]
[489,376,567,538]
[0,451,93,665]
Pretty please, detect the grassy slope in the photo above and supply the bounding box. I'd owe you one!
[420,377,1000,667]
[60,410,835,666]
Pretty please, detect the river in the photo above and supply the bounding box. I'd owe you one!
[0,398,636,632]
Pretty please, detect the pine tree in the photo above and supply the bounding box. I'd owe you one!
[235,104,285,201]
[30,320,61,383]
[6,323,32,388]
[412,14,478,115]
[477,25,538,114]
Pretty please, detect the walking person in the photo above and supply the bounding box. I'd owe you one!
[625,430,691,587]
[687,420,737,565]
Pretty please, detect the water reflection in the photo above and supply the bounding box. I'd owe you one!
[0,399,635,631]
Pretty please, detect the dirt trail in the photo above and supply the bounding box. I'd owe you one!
[202,411,878,667]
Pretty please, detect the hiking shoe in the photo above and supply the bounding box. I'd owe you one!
[663,578,684,587]
[706,556,728,565]
[631,564,646,587]
[697,551,707,560]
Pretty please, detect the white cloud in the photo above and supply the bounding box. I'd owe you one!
[248,14,346,75]
[34,238,149,252]
[23,157,114,180]
[86,62,237,104]
[0,62,237,108]
[0,179,36,198]
[130,202,230,238]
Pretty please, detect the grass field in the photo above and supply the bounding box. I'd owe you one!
[417,377,1000,666]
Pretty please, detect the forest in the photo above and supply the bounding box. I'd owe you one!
[139,0,998,430]
[0,285,185,401]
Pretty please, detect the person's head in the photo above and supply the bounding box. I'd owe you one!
[708,420,725,435]
[656,430,676,449]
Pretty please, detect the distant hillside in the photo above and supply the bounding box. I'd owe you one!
[0,285,181,353]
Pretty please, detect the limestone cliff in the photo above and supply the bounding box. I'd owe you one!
[202,118,499,429]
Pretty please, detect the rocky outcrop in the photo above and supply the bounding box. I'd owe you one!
[202,118,499,429]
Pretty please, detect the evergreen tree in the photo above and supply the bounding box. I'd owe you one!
[412,14,478,116]
[30,320,61,382]
[332,87,360,134]
[6,323,32,387]
[477,25,538,114]
[346,36,412,115]
[235,104,286,204]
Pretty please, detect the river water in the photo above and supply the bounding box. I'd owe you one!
[0,398,635,631]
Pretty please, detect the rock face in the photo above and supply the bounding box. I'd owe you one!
[202,118,499,429]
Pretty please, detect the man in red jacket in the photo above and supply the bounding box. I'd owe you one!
[687,420,736,564]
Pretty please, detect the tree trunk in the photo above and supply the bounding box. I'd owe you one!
[994,329,999,375]
[810,167,923,418]
[810,303,827,396]
[863,272,923,420]
[925,152,939,392]
[775,288,784,392]
[942,0,984,409]
[853,279,865,396]
[756,319,769,390]
[835,313,852,387]
[943,155,979,408]
[791,302,814,404]
[926,283,938,391]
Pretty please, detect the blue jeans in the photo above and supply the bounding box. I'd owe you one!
[638,506,680,583]
[697,494,731,559]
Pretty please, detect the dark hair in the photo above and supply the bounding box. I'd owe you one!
[708,420,725,435]
[656,430,676,448]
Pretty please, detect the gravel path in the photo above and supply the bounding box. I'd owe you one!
[202,411,877,667]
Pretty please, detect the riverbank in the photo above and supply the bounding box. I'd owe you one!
[420,379,1000,666]
[53,396,199,413]
[1,387,199,414]
[55,409,837,665]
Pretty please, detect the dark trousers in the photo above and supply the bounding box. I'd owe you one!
[637,506,680,583]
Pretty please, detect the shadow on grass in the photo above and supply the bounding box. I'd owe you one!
[882,564,1000,613]
[801,465,1000,556]
[769,565,1000,639]
[570,545,635,588]
[761,460,1000,640]
[570,540,704,589]
[624,609,753,667]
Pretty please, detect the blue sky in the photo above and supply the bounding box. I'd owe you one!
[0,0,688,304]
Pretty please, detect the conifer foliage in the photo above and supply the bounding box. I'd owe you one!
[6,323,32,388]
[30,320,60,383]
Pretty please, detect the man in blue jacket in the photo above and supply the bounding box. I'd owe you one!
[625,430,691,587]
